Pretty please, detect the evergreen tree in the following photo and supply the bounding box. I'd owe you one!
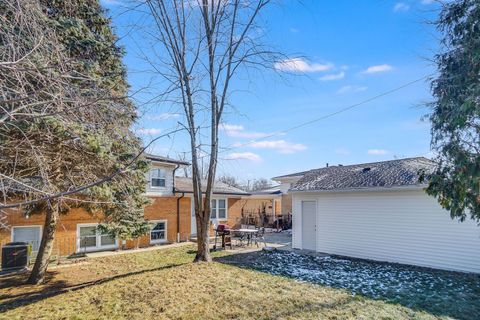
[0,0,150,284]
[425,0,480,221]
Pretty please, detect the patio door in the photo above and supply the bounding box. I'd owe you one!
[301,201,316,251]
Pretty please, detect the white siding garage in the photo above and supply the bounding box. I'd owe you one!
[292,189,480,273]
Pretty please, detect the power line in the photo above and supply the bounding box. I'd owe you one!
[220,73,435,153]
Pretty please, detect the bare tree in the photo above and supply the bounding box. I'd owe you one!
[218,175,242,189]
[144,0,277,261]
[249,178,273,191]
[1,0,151,284]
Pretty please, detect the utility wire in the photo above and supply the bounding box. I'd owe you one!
[219,73,435,153]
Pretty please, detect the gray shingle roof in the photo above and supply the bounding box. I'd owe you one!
[174,177,249,195]
[290,157,436,192]
[145,153,190,166]
[250,186,282,195]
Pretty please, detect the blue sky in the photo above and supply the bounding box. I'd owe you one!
[102,0,441,182]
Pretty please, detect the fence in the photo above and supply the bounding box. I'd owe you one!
[240,209,292,230]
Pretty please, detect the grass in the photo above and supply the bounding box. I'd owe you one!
[218,250,480,319]
[0,245,474,320]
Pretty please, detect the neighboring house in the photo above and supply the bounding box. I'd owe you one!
[281,157,480,273]
[242,186,292,228]
[0,154,249,256]
[243,186,282,217]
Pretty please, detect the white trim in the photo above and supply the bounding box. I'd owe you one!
[76,223,118,253]
[289,185,428,194]
[241,194,282,200]
[149,220,168,244]
[11,225,42,252]
[191,198,196,236]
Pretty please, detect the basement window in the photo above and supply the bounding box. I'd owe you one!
[150,221,167,243]
[77,224,117,253]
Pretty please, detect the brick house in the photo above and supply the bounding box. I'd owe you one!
[240,186,282,225]
[239,185,293,229]
[0,154,249,256]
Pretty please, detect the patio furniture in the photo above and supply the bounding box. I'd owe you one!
[213,224,231,250]
[234,228,258,246]
[230,230,246,247]
[251,227,267,247]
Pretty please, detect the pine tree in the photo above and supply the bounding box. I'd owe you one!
[425,0,480,221]
[0,0,150,284]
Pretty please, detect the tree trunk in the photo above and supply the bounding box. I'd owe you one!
[27,202,59,284]
[194,209,211,262]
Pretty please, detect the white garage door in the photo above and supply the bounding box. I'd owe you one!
[297,190,480,273]
[301,201,316,250]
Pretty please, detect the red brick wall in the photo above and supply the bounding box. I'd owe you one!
[0,197,195,256]
[0,207,102,257]
[0,195,246,256]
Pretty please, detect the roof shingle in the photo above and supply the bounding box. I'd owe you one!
[174,177,249,195]
[290,157,436,192]
[145,153,189,166]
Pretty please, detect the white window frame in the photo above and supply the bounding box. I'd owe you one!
[149,220,168,244]
[76,223,118,253]
[11,225,42,252]
[210,198,228,221]
[150,168,166,189]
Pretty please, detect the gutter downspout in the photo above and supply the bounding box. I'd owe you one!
[176,192,185,242]
[172,164,182,243]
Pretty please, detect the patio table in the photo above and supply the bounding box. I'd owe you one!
[232,228,258,246]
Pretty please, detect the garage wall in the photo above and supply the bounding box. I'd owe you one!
[293,190,480,273]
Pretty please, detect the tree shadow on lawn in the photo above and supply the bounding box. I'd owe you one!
[215,250,480,320]
[0,263,183,313]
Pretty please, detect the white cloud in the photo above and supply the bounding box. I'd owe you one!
[147,112,180,121]
[337,85,368,94]
[274,58,333,73]
[319,71,345,81]
[362,64,393,74]
[368,149,390,155]
[290,28,299,33]
[136,128,162,136]
[225,152,262,162]
[335,148,351,155]
[220,123,270,139]
[248,140,307,154]
[222,124,244,131]
[101,0,122,5]
[393,2,410,12]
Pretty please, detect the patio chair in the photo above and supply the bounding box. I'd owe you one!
[230,230,246,247]
[252,227,267,247]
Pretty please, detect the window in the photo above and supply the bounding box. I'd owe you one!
[12,226,42,252]
[77,224,117,252]
[210,199,227,220]
[150,168,166,188]
[150,221,167,243]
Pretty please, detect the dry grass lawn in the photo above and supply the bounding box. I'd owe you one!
[0,245,460,319]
